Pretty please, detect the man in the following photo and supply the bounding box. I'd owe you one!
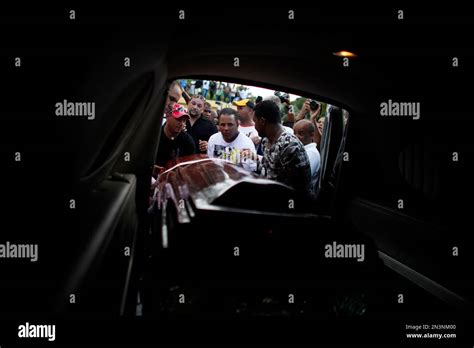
[238,86,248,100]
[223,86,232,103]
[188,81,195,95]
[202,102,212,121]
[229,84,236,102]
[155,103,196,168]
[242,100,311,194]
[293,119,321,192]
[163,81,183,124]
[233,99,261,144]
[186,95,218,153]
[292,98,323,148]
[215,82,224,101]
[194,80,203,95]
[202,80,210,98]
[207,108,256,166]
[209,81,217,100]
[264,95,294,135]
[210,110,218,125]
[234,98,264,156]
[274,91,291,125]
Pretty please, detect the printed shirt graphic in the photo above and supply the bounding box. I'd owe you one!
[261,129,311,193]
[207,132,256,165]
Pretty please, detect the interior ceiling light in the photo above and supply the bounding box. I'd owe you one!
[333,51,357,58]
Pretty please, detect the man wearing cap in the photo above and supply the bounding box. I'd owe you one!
[155,103,196,168]
[234,99,262,146]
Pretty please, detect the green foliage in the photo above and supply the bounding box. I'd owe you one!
[291,97,306,112]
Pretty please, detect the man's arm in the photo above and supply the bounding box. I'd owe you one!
[207,135,214,158]
[280,143,311,193]
[244,133,258,152]
[295,99,311,122]
[198,122,218,153]
[310,106,322,147]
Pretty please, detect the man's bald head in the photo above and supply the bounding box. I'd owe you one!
[293,119,315,145]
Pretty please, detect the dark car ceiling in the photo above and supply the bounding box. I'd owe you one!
[168,48,379,112]
[3,6,473,189]
[4,5,472,117]
[166,9,473,116]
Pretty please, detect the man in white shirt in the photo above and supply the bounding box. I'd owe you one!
[239,87,248,100]
[202,80,210,99]
[207,108,256,166]
[293,119,321,192]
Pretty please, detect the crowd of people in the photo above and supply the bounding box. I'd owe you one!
[180,79,251,103]
[152,80,329,201]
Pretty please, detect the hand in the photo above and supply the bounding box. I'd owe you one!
[296,100,311,121]
[310,105,321,124]
[198,140,208,152]
[240,149,258,162]
[287,111,295,122]
[301,100,311,114]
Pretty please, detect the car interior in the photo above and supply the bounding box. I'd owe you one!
[2,5,473,344]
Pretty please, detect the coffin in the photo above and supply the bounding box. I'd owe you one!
[147,155,382,318]
[153,154,318,225]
